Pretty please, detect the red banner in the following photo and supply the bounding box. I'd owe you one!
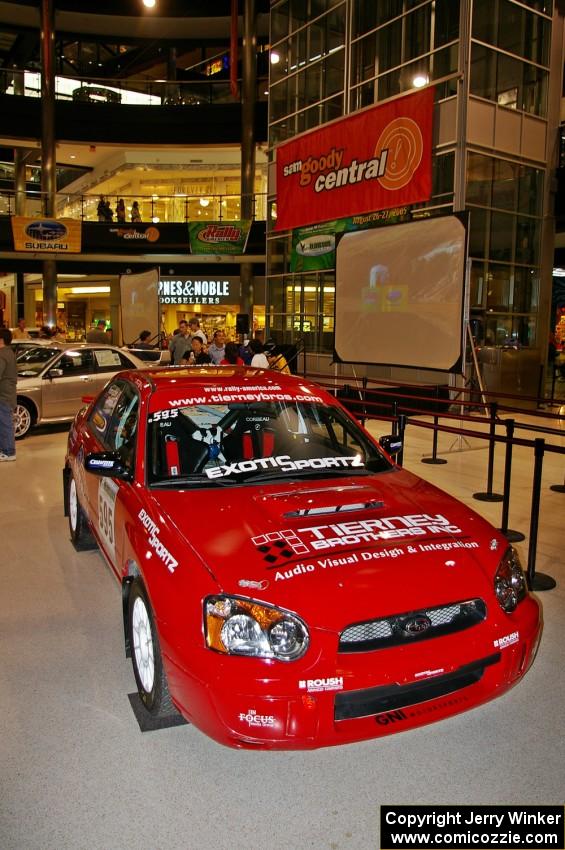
[275,88,434,232]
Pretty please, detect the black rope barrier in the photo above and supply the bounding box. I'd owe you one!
[473,402,503,503]
[526,439,556,592]
[498,419,524,543]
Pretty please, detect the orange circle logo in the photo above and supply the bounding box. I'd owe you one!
[145,226,160,242]
[374,117,424,191]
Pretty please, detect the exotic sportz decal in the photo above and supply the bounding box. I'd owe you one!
[205,454,363,479]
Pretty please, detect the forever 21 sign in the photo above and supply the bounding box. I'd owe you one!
[159,277,234,305]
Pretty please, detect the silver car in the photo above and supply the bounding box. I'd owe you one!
[15,344,146,438]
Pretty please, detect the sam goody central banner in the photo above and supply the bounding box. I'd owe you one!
[275,87,434,232]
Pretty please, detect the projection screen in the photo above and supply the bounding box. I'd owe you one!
[119,267,160,346]
[334,215,467,371]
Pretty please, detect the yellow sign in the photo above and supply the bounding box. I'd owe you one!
[11,217,82,253]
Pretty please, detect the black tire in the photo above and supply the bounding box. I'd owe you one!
[128,579,175,717]
[14,399,35,439]
[68,473,97,551]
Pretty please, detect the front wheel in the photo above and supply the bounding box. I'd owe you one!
[68,474,97,551]
[128,579,176,717]
[14,400,34,439]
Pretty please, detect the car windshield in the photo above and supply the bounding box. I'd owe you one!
[16,346,61,376]
[147,400,391,488]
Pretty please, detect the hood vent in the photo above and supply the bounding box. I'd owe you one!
[284,500,384,519]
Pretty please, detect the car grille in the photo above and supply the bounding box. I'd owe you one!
[339,598,486,652]
[334,653,501,720]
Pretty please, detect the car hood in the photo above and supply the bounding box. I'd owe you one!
[153,469,504,629]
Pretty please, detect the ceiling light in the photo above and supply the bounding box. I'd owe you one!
[412,74,429,88]
[69,154,76,159]
[70,286,110,294]
[270,51,280,65]
[142,0,157,7]
[152,216,160,223]
[199,198,210,207]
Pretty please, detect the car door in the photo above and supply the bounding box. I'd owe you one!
[41,349,96,419]
[91,348,138,396]
[84,380,140,570]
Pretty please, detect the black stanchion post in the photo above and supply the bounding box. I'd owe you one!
[397,413,406,468]
[391,400,398,436]
[422,386,447,465]
[473,401,503,502]
[498,419,524,542]
[527,438,556,592]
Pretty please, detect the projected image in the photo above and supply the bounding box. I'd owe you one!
[335,216,466,371]
[120,268,160,346]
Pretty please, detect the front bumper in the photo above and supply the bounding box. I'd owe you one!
[163,595,542,750]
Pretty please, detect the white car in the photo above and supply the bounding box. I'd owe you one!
[15,343,146,438]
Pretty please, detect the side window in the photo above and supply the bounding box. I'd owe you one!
[117,352,139,369]
[107,384,139,470]
[58,350,95,373]
[88,382,124,447]
[93,348,126,373]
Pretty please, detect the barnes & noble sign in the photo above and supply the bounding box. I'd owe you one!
[159,277,237,305]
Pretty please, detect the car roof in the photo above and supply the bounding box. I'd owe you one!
[117,365,329,401]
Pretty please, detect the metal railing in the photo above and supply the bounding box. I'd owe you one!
[0,190,268,222]
[0,68,268,106]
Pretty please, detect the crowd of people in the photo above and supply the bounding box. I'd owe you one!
[168,318,291,373]
[97,196,142,223]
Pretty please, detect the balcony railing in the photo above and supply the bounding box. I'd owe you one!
[0,68,268,106]
[0,189,268,223]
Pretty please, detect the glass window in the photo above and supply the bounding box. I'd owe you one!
[515,216,540,265]
[470,261,486,308]
[517,166,543,217]
[467,153,493,206]
[512,267,539,313]
[470,43,497,102]
[404,4,432,62]
[92,348,127,373]
[489,210,514,261]
[272,1,290,44]
[486,263,512,310]
[352,0,403,37]
[59,349,95,373]
[492,159,517,211]
[435,0,460,48]
[468,207,489,258]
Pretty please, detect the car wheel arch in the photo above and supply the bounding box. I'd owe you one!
[122,561,141,658]
[14,396,39,438]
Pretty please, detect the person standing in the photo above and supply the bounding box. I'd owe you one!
[0,327,17,461]
[116,198,126,222]
[181,336,211,365]
[86,319,108,343]
[188,318,207,346]
[168,319,191,365]
[207,330,225,365]
[131,201,142,222]
[12,318,31,340]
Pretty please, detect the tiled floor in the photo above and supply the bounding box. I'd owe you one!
[1,413,564,850]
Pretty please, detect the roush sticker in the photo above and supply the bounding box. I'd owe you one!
[299,677,343,693]
[494,631,519,649]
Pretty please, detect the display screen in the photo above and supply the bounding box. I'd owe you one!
[120,268,160,346]
[334,215,467,371]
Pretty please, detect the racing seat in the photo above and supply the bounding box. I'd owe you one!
[222,426,276,462]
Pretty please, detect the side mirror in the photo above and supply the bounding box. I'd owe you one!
[46,368,64,379]
[379,434,403,456]
[85,451,131,480]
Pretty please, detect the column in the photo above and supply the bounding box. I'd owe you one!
[239,0,256,332]
[40,0,57,329]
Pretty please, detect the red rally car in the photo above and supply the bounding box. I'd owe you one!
[63,366,541,749]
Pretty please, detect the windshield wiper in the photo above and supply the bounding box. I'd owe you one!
[150,475,238,488]
[239,467,372,483]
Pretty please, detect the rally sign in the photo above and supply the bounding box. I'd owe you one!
[275,87,434,232]
[188,220,251,254]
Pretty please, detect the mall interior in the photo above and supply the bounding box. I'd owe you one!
[1,3,565,850]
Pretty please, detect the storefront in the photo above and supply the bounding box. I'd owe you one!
[159,274,265,340]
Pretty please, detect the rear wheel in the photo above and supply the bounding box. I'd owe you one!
[128,579,175,716]
[14,400,35,439]
[68,474,97,551]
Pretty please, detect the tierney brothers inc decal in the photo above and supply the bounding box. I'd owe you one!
[275,87,434,232]
[11,216,82,253]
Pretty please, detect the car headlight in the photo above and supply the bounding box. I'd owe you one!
[494,547,527,613]
[205,595,309,661]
